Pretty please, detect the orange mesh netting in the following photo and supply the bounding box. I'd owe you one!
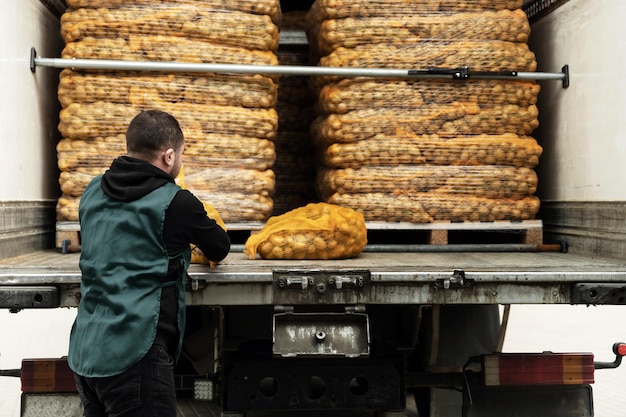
[245,202,367,260]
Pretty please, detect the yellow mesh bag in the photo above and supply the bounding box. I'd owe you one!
[190,200,227,267]
[312,10,530,56]
[244,203,367,260]
[177,167,227,267]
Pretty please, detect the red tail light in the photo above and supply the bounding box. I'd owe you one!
[483,353,595,386]
[21,358,76,393]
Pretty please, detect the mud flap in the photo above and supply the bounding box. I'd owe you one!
[463,384,593,417]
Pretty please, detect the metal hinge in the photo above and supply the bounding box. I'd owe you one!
[436,270,474,290]
[274,270,370,294]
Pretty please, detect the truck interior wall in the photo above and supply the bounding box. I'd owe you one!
[530,0,626,258]
[0,0,63,259]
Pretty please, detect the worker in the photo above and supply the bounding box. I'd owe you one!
[67,110,231,416]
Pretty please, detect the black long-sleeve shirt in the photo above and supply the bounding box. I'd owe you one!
[100,156,231,355]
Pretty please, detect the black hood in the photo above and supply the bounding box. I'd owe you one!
[101,156,174,202]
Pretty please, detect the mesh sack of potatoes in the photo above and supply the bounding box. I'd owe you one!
[311,104,539,143]
[317,166,538,200]
[175,166,273,222]
[59,171,103,198]
[57,134,275,173]
[58,103,135,140]
[57,137,124,171]
[312,10,529,56]
[418,80,539,108]
[439,105,538,136]
[61,6,279,52]
[171,105,278,141]
[244,202,367,260]
[306,0,523,25]
[316,78,539,114]
[57,196,81,222]
[58,70,277,109]
[184,134,275,170]
[319,134,542,168]
[56,175,274,224]
[190,192,273,222]
[328,193,540,223]
[62,167,108,177]
[59,102,278,141]
[57,165,275,223]
[58,153,115,175]
[65,0,282,24]
[57,173,273,223]
[183,167,275,198]
[319,41,536,72]
[62,35,278,65]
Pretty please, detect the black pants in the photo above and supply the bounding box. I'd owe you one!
[74,344,176,417]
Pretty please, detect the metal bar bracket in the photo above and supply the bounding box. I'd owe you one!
[561,64,570,88]
[30,47,569,85]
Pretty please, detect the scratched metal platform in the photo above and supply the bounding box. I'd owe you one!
[2,250,626,308]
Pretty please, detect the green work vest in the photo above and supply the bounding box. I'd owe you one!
[68,177,190,378]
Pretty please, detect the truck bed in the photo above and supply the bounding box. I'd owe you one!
[2,249,626,307]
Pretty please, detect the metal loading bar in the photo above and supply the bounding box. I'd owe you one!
[30,48,570,87]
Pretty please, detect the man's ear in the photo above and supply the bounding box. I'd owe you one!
[163,148,176,167]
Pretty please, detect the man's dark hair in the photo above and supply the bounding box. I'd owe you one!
[126,110,184,159]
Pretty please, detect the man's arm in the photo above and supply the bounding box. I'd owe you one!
[164,190,231,261]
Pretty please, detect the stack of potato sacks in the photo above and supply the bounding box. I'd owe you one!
[306,0,543,222]
[272,10,318,216]
[56,0,281,223]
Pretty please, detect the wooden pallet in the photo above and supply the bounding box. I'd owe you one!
[55,222,82,253]
[365,220,544,246]
[57,220,544,252]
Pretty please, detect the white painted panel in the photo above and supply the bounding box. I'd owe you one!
[531,0,626,201]
[0,0,62,200]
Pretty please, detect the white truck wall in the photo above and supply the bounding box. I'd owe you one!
[531,0,626,201]
[1,0,62,201]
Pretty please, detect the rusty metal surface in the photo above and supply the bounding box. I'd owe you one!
[272,312,370,358]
